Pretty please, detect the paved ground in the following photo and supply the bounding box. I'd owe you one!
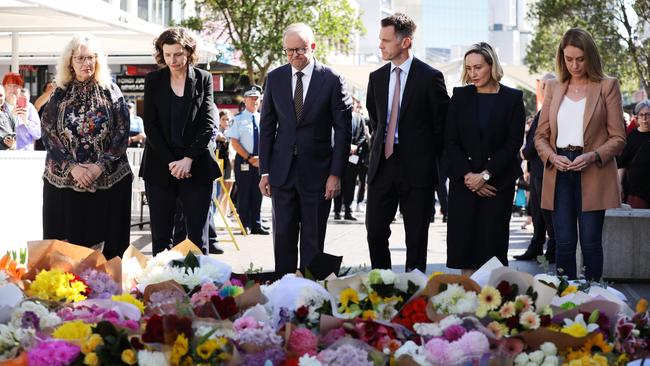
[130,196,650,306]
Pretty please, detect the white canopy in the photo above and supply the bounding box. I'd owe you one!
[0,0,217,65]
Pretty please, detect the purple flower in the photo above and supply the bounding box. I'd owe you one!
[21,311,41,330]
[28,340,80,366]
[242,347,286,366]
[443,325,466,342]
[317,344,373,366]
[457,331,489,357]
[79,269,120,299]
[320,328,347,346]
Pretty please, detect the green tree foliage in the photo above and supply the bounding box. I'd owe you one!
[197,0,365,85]
[526,0,650,96]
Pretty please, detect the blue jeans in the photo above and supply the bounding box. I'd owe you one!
[552,149,605,280]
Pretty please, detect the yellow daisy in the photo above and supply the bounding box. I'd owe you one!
[478,286,502,311]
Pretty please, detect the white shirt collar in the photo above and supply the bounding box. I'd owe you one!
[292,58,315,78]
[390,53,414,75]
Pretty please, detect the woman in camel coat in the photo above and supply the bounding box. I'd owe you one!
[535,28,626,280]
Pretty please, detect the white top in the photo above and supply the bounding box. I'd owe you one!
[556,96,585,148]
[291,58,315,101]
[386,53,414,143]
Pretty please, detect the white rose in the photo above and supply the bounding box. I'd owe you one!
[514,352,529,366]
[379,269,397,285]
[540,342,557,356]
[529,350,545,364]
[541,355,559,366]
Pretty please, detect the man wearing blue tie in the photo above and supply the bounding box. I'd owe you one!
[226,85,269,235]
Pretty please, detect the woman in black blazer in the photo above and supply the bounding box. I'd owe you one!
[140,27,220,255]
[445,42,525,276]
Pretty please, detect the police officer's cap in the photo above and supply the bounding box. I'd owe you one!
[243,85,263,98]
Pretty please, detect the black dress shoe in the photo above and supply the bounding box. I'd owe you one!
[250,226,270,235]
[209,244,224,254]
[344,213,357,221]
[442,214,448,223]
[261,224,270,230]
[514,250,543,261]
[334,212,342,220]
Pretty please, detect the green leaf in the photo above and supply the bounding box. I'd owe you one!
[588,309,600,324]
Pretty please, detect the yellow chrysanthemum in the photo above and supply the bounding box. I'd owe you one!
[112,293,145,313]
[561,322,588,338]
[84,352,99,366]
[121,349,137,365]
[170,333,189,366]
[362,310,377,320]
[52,320,92,343]
[197,339,220,360]
[478,286,502,311]
[28,269,87,302]
[636,298,648,313]
[561,285,578,297]
[81,334,104,354]
[340,288,360,307]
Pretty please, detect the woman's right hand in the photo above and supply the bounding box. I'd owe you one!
[550,153,573,172]
[71,165,92,188]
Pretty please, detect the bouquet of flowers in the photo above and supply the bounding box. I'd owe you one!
[330,269,422,321]
[262,274,333,328]
[475,281,552,337]
[513,342,559,366]
[231,316,284,366]
[394,328,490,366]
[298,338,387,366]
[614,300,650,362]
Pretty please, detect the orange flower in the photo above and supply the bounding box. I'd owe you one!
[0,254,26,282]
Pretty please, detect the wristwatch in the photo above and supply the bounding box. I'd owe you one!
[482,171,491,181]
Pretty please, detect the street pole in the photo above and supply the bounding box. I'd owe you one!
[11,32,19,73]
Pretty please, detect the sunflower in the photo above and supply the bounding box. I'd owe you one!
[582,332,613,354]
[339,288,360,307]
[478,286,502,311]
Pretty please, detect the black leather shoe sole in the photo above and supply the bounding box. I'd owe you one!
[250,227,270,235]
[209,245,224,254]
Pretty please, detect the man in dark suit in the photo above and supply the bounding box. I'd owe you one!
[259,23,352,274]
[365,13,449,272]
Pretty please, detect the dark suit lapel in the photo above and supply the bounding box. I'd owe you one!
[183,66,198,128]
[468,86,483,163]
[376,64,391,133]
[397,57,419,124]
[279,64,298,127]
[158,68,172,137]
[299,61,324,125]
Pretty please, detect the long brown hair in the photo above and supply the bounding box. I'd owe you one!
[555,28,604,83]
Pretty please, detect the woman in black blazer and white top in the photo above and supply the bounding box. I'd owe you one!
[445,42,526,276]
[140,27,220,255]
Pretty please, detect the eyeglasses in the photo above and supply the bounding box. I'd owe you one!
[72,55,97,64]
[638,113,650,119]
[283,47,309,56]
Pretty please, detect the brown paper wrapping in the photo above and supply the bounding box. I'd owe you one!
[143,280,187,304]
[518,328,586,352]
[396,355,422,366]
[319,314,346,335]
[421,274,482,322]
[234,283,266,310]
[25,240,121,283]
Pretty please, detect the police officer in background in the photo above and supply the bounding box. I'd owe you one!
[226,85,269,235]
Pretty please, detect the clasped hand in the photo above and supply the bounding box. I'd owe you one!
[71,164,103,189]
[169,157,193,179]
[464,172,497,198]
[551,152,595,172]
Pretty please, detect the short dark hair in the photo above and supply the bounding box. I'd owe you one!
[380,13,416,40]
[153,27,198,67]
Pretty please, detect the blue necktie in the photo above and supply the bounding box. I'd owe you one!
[252,114,259,156]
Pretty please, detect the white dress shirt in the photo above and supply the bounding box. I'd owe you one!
[556,96,585,148]
[291,58,315,102]
[386,53,414,144]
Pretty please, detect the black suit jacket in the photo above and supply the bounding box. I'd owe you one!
[445,84,525,188]
[365,57,449,187]
[259,61,352,191]
[522,111,543,179]
[139,66,220,185]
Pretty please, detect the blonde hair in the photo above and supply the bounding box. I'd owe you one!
[461,42,504,84]
[555,28,604,83]
[55,34,112,90]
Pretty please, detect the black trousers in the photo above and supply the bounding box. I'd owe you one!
[145,179,212,255]
[357,163,368,204]
[234,156,262,229]
[433,174,449,216]
[529,174,556,253]
[366,149,435,272]
[271,157,331,275]
[42,175,132,259]
[334,161,359,214]
[172,197,219,246]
